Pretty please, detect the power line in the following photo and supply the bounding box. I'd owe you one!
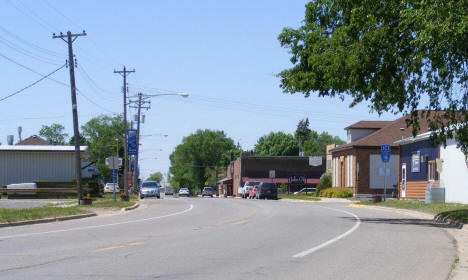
[0,63,66,102]
[6,0,55,32]
[0,36,62,65]
[0,25,63,58]
[0,52,69,87]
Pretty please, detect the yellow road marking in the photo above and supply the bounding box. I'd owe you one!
[126,242,143,246]
[298,199,321,203]
[95,242,143,252]
[265,210,270,214]
[349,204,367,208]
[233,220,248,225]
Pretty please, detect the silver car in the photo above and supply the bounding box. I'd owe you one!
[140,181,160,199]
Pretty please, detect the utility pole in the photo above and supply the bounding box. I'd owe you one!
[53,30,86,205]
[114,66,135,197]
[129,93,150,191]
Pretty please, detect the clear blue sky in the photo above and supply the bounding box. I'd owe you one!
[1,0,397,181]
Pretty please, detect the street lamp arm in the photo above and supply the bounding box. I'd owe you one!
[128,92,189,99]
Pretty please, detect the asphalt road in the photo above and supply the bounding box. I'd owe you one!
[0,197,456,280]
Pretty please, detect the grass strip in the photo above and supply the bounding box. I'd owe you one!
[0,205,88,223]
[278,194,321,201]
[360,200,468,223]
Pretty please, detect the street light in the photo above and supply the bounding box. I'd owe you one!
[129,92,188,196]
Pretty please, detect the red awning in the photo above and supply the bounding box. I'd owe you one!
[241,177,320,184]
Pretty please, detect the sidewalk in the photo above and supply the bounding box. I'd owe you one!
[355,204,468,280]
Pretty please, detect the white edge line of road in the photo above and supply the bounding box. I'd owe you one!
[292,205,361,258]
[0,204,194,240]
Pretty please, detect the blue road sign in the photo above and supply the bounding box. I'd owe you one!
[381,145,391,152]
[109,169,118,183]
[381,152,391,163]
[127,129,137,155]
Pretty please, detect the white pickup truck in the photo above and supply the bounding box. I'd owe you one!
[241,181,260,198]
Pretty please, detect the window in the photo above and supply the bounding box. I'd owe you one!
[428,160,435,181]
[346,155,354,187]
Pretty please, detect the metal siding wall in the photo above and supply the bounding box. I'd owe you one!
[400,140,438,182]
[0,152,75,186]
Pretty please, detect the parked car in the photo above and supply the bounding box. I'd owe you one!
[202,187,215,197]
[104,183,120,193]
[293,187,317,195]
[248,186,258,199]
[179,187,190,197]
[256,182,278,200]
[165,186,174,195]
[140,181,160,199]
[242,181,260,198]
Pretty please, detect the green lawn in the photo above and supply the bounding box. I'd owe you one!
[278,194,321,201]
[0,205,88,223]
[0,193,139,223]
[360,200,468,223]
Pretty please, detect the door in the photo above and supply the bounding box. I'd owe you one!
[401,163,407,198]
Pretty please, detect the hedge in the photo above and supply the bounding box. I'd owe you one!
[320,188,353,198]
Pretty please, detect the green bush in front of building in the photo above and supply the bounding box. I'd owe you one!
[320,187,353,198]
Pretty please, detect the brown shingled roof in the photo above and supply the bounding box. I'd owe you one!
[344,121,392,130]
[16,135,50,145]
[332,112,441,152]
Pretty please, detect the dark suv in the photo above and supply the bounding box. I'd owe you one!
[202,187,215,197]
[256,182,278,200]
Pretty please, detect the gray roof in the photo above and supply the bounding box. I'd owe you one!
[0,145,88,152]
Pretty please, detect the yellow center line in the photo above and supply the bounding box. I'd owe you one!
[233,220,248,225]
[265,210,270,214]
[95,242,144,252]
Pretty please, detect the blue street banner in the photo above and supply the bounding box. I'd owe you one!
[109,169,118,183]
[127,129,137,155]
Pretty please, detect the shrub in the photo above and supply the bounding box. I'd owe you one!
[316,173,331,195]
[319,187,353,198]
[279,183,288,194]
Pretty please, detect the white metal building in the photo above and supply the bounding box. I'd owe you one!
[0,145,88,187]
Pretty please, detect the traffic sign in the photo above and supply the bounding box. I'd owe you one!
[109,169,118,182]
[381,153,390,163]
[105,157,122,169]
[381,145,391,152]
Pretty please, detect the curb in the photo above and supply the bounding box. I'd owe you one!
[121,202,139,212]
[0,213,97,228]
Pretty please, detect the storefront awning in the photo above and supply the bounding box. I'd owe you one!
[216,178,232,185]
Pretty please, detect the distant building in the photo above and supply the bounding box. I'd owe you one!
[16,135,50,146]
[0,145,88,187]
[217,156,325,196]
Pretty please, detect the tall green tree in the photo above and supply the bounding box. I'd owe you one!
[295,118,311,154]
[254,132,299,156]
[147,171,163,182]
[39,123,68,145]
[278,0,468,152]
[302,131,344,156]
[80,115,124,180]
[169,129,237,193]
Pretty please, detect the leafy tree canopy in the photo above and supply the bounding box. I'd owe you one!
[147,171,163,183]
[295,118,311,150]
[39,123,68,145]
[254,132,299,156]
[169,129,238,193]
[80,115,124,180]
[302,131,344,156]
[278,0,468,152]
